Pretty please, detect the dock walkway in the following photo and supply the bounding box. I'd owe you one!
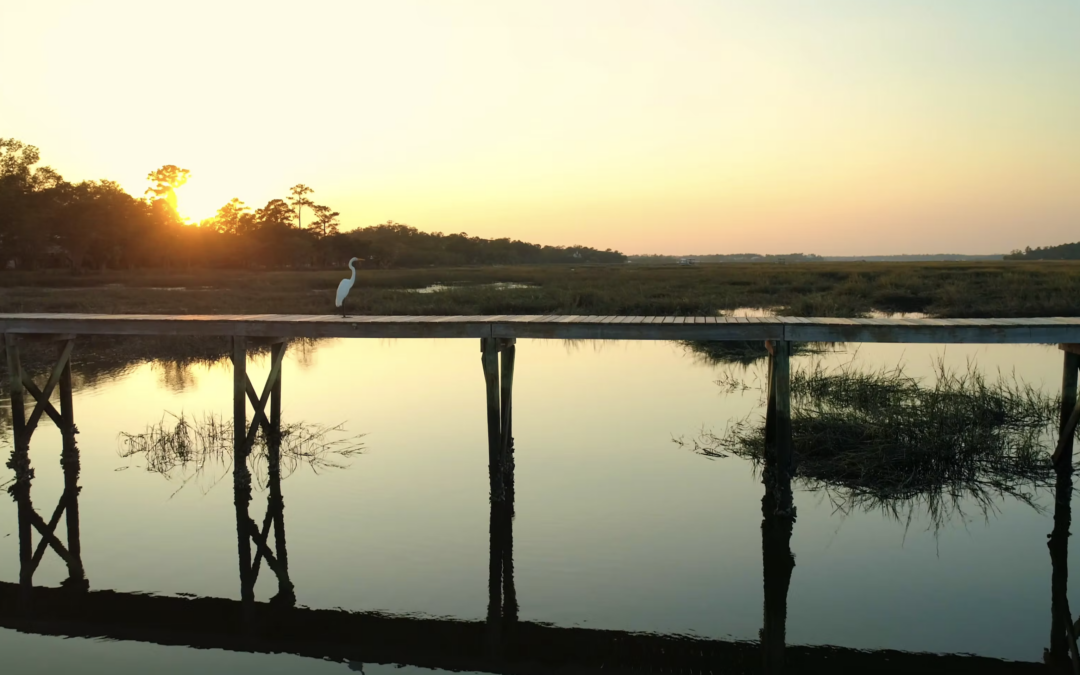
[2,312,1080,343]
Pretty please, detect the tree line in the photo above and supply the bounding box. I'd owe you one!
[0,138,626,271]
[1005,243,1080,261]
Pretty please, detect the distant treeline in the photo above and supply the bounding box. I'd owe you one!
[1005,243,1080,261]
[631,253,1004,263]
[630,253,825,263]
[0,138,626,271]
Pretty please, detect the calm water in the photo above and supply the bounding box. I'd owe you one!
[0,337,1074,673]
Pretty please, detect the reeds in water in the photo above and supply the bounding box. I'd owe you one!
[679,360,1063,528]
[118,411,365,495]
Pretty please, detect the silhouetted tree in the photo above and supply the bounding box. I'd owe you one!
[209,198,252,235]
[0,139,69,268]
[145,165,190,215]
[288,184,314,230]
[256,199,295,229]
[310,204,340,237]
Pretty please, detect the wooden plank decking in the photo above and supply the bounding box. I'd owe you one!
[2,313,1080,343]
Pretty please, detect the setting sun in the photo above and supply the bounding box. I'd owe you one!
[172,178,243,225]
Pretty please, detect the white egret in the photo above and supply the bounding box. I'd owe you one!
[335,257,359,317]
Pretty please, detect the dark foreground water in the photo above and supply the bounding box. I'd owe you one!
[0,338,1074,673]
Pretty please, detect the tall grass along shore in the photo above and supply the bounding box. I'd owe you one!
[2,261,1080,318]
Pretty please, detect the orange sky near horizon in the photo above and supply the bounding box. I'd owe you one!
[1,0,1078,255]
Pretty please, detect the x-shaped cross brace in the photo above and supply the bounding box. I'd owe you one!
[229,337,295,607]
[4,334,87,597]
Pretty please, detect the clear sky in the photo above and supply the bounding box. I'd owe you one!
[1,0,1078,255]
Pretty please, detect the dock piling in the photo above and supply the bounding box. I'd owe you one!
[765,340,793,479]
[499,339,516,507]
[481,338,503,502]
[3,335,86,603]
[231,336,254,606]
[1055,348,1080,468]
[57,339,86,591]
[231,337,294,609]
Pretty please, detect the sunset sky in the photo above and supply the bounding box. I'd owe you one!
[1,0,1078,255]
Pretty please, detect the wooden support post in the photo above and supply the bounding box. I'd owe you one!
[764,342,776,456]
[1055,351,1080,468]
[267,341,294,605]
[773,341,792,476]
[5,334,33,602]
[765,341,793,478]
[231,336,254,606]
[481,338,503,502]
[58,340,86,591]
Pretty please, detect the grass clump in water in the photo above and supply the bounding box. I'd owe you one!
[117,411,365,496]
[680,360,1061,527]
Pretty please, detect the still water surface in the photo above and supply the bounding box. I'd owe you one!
[0,337,1073,672]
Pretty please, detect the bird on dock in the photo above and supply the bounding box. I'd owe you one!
[336,257,359,317]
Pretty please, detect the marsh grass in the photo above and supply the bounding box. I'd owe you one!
[3,261,1080,318]
[117,411,365,496]
[678,360,1063,529]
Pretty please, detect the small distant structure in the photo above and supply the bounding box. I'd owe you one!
[678,257,698,266]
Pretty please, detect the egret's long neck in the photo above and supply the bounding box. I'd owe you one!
[348,261,357,281]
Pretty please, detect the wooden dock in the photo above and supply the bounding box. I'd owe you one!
[2,312,1080,343]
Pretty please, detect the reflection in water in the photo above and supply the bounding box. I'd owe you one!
[1048,352,1080,670]
[0,336,324,446]
[0,337,1070,673]
[681,360,1061,531]
[3,336,323,398]
[1047,462,1075,668]
[761,426,795,673]
[0,400,1047,672]
[117,412,363,495]
[681,340,833,368]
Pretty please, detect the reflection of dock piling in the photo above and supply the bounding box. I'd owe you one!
[1049,346,1080,670]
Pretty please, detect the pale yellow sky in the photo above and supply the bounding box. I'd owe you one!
[1,0,1078,255]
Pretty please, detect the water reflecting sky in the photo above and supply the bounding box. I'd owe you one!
[0,337,1073,671]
